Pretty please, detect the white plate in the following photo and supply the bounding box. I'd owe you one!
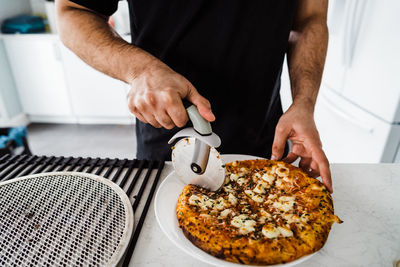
[154,154,315,267]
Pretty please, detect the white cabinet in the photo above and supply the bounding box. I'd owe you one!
[60,44,132,124]
[2,34,134,125]
[3,35,75,123]
[314,89,397,163]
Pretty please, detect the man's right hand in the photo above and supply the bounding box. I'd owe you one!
[127,59,215,129]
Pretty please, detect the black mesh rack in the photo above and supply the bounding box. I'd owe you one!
[0,153,165,266]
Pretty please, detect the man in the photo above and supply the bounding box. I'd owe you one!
[56,0,332,192]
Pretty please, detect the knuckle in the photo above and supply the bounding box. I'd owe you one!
[175,114,188,127]
[276,126,286,134]
[144,92,156,106]
[135,99,146,111]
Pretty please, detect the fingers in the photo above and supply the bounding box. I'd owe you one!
[166,98,189,128]
[271,123,290,160]
[154,111,175,129]
[299,157,320,178]
[282,152,298,164]
[185,85,215,122]
[128,71,215,129]
[313,148,333,193]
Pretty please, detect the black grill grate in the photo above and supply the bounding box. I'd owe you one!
[0,153,165,266]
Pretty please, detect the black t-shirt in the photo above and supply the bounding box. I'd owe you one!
[71,0,297,160]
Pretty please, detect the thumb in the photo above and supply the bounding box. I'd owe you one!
[186,85,215,122]
[271,124,289,160]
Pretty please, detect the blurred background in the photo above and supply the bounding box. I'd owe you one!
[0,0,399,163]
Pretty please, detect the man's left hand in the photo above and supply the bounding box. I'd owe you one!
[271,100,333,193]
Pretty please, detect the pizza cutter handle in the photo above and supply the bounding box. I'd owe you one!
[182,100,212,136]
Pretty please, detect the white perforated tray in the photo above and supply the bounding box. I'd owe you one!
[0,172,134,266]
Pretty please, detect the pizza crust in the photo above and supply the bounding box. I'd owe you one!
[176,159,342,265]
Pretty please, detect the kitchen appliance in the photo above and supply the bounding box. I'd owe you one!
[0,154,165,266]
[281,0,400,163]
[318,0,400,163]
[168,105,225,191]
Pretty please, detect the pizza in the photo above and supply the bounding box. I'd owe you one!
[176,159,342,265]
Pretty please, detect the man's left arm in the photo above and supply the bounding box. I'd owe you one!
[271,0,332,192]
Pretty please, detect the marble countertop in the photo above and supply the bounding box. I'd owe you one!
[128,163,400,267]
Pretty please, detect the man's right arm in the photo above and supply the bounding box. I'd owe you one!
[56,0,215,129]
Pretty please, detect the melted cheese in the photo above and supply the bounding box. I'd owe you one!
[231,214,256,235]
[188,195,215,210]
[309,184,324,191]
[228,193,238,205]
[215,197,227,210]
[262,224,280,239]
[237,177,246,185]
[282,213,301,224]
[262,173,275,184]
[262,224,293,238]
[272,196,296,212]
[275,179,284,188]
[230,173,239,181]
[258,209,272,224]
[220,209,231,217]
[223,184,234,193]
[276,166,289,177]
[245,190,264,203]
[253,181,269,194]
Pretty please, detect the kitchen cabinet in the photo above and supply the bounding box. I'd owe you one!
[3,35,75,123]
[2,34,134,125]
[60,44,133,125]
[314,88,399,163]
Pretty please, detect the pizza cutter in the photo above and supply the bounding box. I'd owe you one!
[168,104,225,191]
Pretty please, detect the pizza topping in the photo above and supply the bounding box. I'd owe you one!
[223,184,234,193]
[244,190,264,203]
[240,167,249,175]
[275,179,284,189]
[282,213,301,224]
[220,209,232,218]
[215,197,227,210]
[230,173,239,182]
[228,193,238,205]
[237,177,246,185]
[309,184,324,191]
[231,214,257,235]
[188,195,214,210]
[262,224,280,239]
[199,214,211,219]
[262,173,275,184]
[253,181,269,194]
[276,167,290,177]
[258,209,272,223]
[262,224,294,239]
[188,195,202,206]
[272,196,296,212]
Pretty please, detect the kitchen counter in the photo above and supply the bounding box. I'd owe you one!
[129,163,400,267]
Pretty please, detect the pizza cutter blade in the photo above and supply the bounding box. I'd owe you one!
[168,104,225,191]
[172,137,225,191]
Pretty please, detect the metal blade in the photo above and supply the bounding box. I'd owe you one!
[172,137,225,191]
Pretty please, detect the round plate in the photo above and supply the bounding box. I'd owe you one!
[154,154,315,267]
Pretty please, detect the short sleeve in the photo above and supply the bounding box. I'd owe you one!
[69,0,119,17]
